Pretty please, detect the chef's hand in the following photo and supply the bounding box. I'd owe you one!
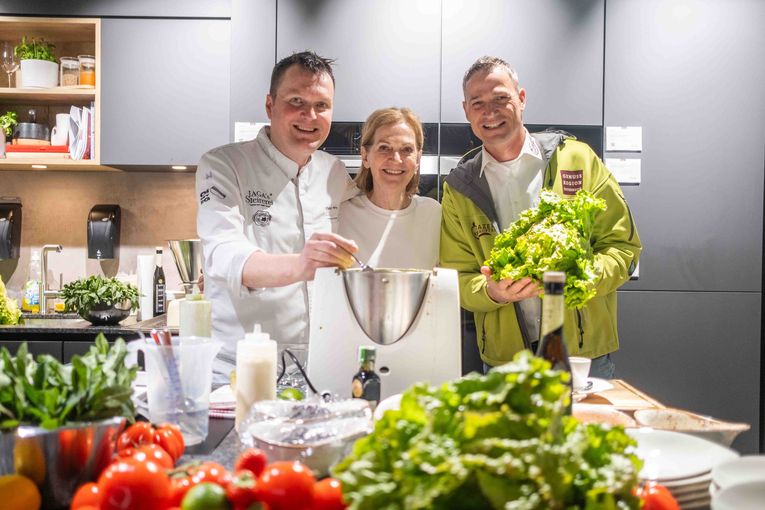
[296,232,358,281]
[480,266,540,304]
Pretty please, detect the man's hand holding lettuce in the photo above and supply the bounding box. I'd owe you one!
[485,190,606,308]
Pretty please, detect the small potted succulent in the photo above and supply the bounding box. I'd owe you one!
[60,275,140,325]
[14,36,57,88]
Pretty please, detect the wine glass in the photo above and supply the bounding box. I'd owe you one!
[0,41,19,88]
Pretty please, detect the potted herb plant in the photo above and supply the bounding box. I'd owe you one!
[14,36,57,88]
[60,275,140,325]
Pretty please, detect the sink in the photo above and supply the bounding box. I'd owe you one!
[19,312,84,327]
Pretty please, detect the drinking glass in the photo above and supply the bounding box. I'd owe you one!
[0,42,19,87]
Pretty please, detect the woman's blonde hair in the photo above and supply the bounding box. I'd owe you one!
[354,107,424,198]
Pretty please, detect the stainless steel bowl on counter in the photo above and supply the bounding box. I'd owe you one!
[0,417,126,509]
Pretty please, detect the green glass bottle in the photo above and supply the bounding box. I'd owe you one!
[351,346,381,410]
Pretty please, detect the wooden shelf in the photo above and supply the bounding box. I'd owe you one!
[0,159,115,171]
[0,87,95,104]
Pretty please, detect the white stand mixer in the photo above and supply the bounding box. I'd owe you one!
[307,267,462,399]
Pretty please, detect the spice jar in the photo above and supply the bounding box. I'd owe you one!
[78,55,95,87]
[60,57,79,86]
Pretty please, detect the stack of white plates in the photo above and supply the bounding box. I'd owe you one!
[627,428,739,509]
[710,456,765,509]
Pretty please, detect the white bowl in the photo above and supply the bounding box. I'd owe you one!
[712,480,765,510]
[373,393,403,420]
[712,456,765,490]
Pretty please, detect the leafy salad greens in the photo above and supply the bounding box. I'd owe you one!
[333,351,641,510]
[0,274,21,325]
[486,189,606,308]
[0,335,137,430]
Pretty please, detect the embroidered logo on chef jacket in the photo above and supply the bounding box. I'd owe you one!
[253,209,272,226]
[326,205,339,221]
[199,189,210,204]
[472,222,494,239]
[246,190,274,208]
[560,170,583,195]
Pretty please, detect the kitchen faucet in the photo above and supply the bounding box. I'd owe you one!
[41,244,62,313]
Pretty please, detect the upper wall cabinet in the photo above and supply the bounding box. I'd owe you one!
[0,0,230,18]
[100,19,230,168]
[604,0,765,292]
[276,0,441,123]
[441,0,604,125]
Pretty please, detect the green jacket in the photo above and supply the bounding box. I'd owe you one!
[440,131,641,366]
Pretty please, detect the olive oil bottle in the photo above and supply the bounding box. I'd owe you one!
[351,346,381,410]
[153,247,166,316]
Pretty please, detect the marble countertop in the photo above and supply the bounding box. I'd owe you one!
[0,313,177,336]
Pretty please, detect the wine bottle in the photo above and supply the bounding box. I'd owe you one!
[536,271,572,405]
[351,346,381,410]
[153,247,166,316]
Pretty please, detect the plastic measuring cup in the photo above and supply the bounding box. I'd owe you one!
[128,336,221,445]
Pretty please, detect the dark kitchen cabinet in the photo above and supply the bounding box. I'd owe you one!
[0,0,229,18]
[614,290,760,453]
[440,0,605,125]
[276,0,441,123]
[100,18,231,167]
[0,341,62,361]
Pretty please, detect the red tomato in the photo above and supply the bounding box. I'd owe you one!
[636,482,681,510]
[116,422,156,452]
[257,461,315,510]
[70,481,100,509]
[97,458,171,510]
[117,443,174,470]
[311,478,347,510]
[234,448,269,478]
[154,423,185,463]
[168,461,231,506]
[226,470,259,508]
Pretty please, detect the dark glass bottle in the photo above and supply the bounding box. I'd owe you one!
[535,271,572,408]
[153,247,166,316]
[351,346,381,410]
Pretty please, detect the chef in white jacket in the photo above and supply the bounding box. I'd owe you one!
[196,51,358,374]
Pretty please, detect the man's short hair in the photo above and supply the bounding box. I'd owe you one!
[462,56,520,93]
[270,51,336,97]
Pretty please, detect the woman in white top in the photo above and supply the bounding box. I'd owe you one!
[338,107,441,269]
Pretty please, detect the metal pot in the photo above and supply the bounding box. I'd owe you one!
[341,268,431,345]
[0,417,126,509]
[80,300,132,325]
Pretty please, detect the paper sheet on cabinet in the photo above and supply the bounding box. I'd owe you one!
[68,105,92,160]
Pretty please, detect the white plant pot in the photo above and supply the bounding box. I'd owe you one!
[19,59,58,89]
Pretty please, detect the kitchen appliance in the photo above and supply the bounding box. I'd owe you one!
[87,204,120,259]
[308,267,462,399]
[12,108,50,145]
[0,198,22,260]
[168,239,203,294]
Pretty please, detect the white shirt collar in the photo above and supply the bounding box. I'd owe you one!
[256,126,309,180]
[479,129,543,178]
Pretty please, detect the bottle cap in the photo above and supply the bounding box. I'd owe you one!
[245,323,271,343]
[358,345,376,363]
[543,271,566,283]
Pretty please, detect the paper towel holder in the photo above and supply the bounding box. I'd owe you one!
[87,204,120,259]
[0,197,22,260]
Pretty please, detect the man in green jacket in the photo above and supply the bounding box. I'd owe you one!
[440,56,641,378]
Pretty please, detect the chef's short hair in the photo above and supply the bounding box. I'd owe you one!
[355,107,423,199]
[270,51,336,97]
[462,56,520,93]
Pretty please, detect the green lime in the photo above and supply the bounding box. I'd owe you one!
[278,387,305,401]
[181,482,228,510]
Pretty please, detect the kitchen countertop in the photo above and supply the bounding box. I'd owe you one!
[0,313,177,336]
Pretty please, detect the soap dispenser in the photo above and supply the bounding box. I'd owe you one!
[0,198,22,260]
[87,204,121,259]
[235,324,277,431]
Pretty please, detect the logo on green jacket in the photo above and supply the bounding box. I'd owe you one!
[471,222,494,239]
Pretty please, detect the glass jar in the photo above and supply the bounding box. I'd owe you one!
[78,55,95,87]
[60,57,79,86]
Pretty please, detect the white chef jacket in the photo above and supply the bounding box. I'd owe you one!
[480,129,545,342]
[196,127,352,365]
[338,194,441,270]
